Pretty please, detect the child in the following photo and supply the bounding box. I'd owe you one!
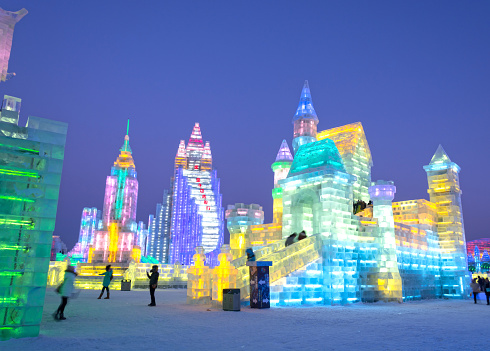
[98,265,113,299]
[54,265,77,320]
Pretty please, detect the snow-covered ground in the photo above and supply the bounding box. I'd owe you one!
[4,289,488,350]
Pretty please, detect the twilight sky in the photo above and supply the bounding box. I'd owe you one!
[1,1,489,248]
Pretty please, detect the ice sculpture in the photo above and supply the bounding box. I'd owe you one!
[225,203,264,259]
[424,145,469,297]
[317,122,372,203]
[0,95,67,340]
[147,190,172,263]
[0,8,27,82]
[169,123,224,265]
[88,122,141,263]
[292,80,319,154]
[271,140,293,223]
[211,245,238,307]
[221,81,470,306]
[186,247,212,304]
[368,181,403,302]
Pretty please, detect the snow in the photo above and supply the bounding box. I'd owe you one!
[4,289,488,350]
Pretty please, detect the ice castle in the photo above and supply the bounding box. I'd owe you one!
[209,81,469,306]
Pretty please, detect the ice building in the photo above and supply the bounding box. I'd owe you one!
[0,7,27,82]
[218,81,469,307]
[169,123,224,265]
[0,95,67,339]
[147,189,172,263]
[88,123,141,263]
[225,203,264,259]
[69,207,100,261]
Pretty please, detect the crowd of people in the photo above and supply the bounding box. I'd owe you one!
[469,276,490,305]
[53,264,160,320]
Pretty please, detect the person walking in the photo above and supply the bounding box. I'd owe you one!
[53,265,77,320]
[470,278,481,304]
[484,277,490,306]
[97,265,113,299]
[147,265,159,306]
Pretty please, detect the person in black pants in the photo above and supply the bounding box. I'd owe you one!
[147,265,159,306]
[484,278,490,305]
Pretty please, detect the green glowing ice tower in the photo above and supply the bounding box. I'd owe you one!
[0,95,67,340]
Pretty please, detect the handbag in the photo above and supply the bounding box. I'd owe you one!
[56,282,64,294]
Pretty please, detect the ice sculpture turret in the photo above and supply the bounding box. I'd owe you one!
[424,145,469,297]
[368,181,403,302]
[225,203,264,259]
[271,140,293,223]
[292,80,319,154]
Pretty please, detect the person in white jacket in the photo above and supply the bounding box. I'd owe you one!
[54,265,77,320]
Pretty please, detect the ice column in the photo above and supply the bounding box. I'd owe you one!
[369,181,403,302]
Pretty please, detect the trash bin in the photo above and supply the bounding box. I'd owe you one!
[121,279,131,291]
[223,288,240,311]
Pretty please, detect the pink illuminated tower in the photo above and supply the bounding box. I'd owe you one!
[0,7,27,82]
[89,122,141,263]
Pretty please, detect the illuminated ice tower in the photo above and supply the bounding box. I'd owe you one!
[170,123,224,265]
[89,122,140,263]
[424,145,468,297]
[0,95,67,339]
[271,140,293,223]
[292,80,319,154]
[368,181,403,302]
[70,207,100,261]
[0,8,27,82]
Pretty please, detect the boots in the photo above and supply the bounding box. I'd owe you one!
[104,291,110,299]
[59,313,66,320]
[97,292,103,299]
[53,311,60,320]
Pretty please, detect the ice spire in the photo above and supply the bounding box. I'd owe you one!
[120,119,132,153]
[429,144,451,165]
[275,140,293,162]
[187,122,204,152]
[175,140,187,169]
[201,141,212,171]
[293,80,318,122]
[186,123,204,170]
[202,141,212,159]
[176,140,186,157]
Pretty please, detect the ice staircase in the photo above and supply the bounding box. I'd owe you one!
[231,233,323,301]
[270,259,323,306]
